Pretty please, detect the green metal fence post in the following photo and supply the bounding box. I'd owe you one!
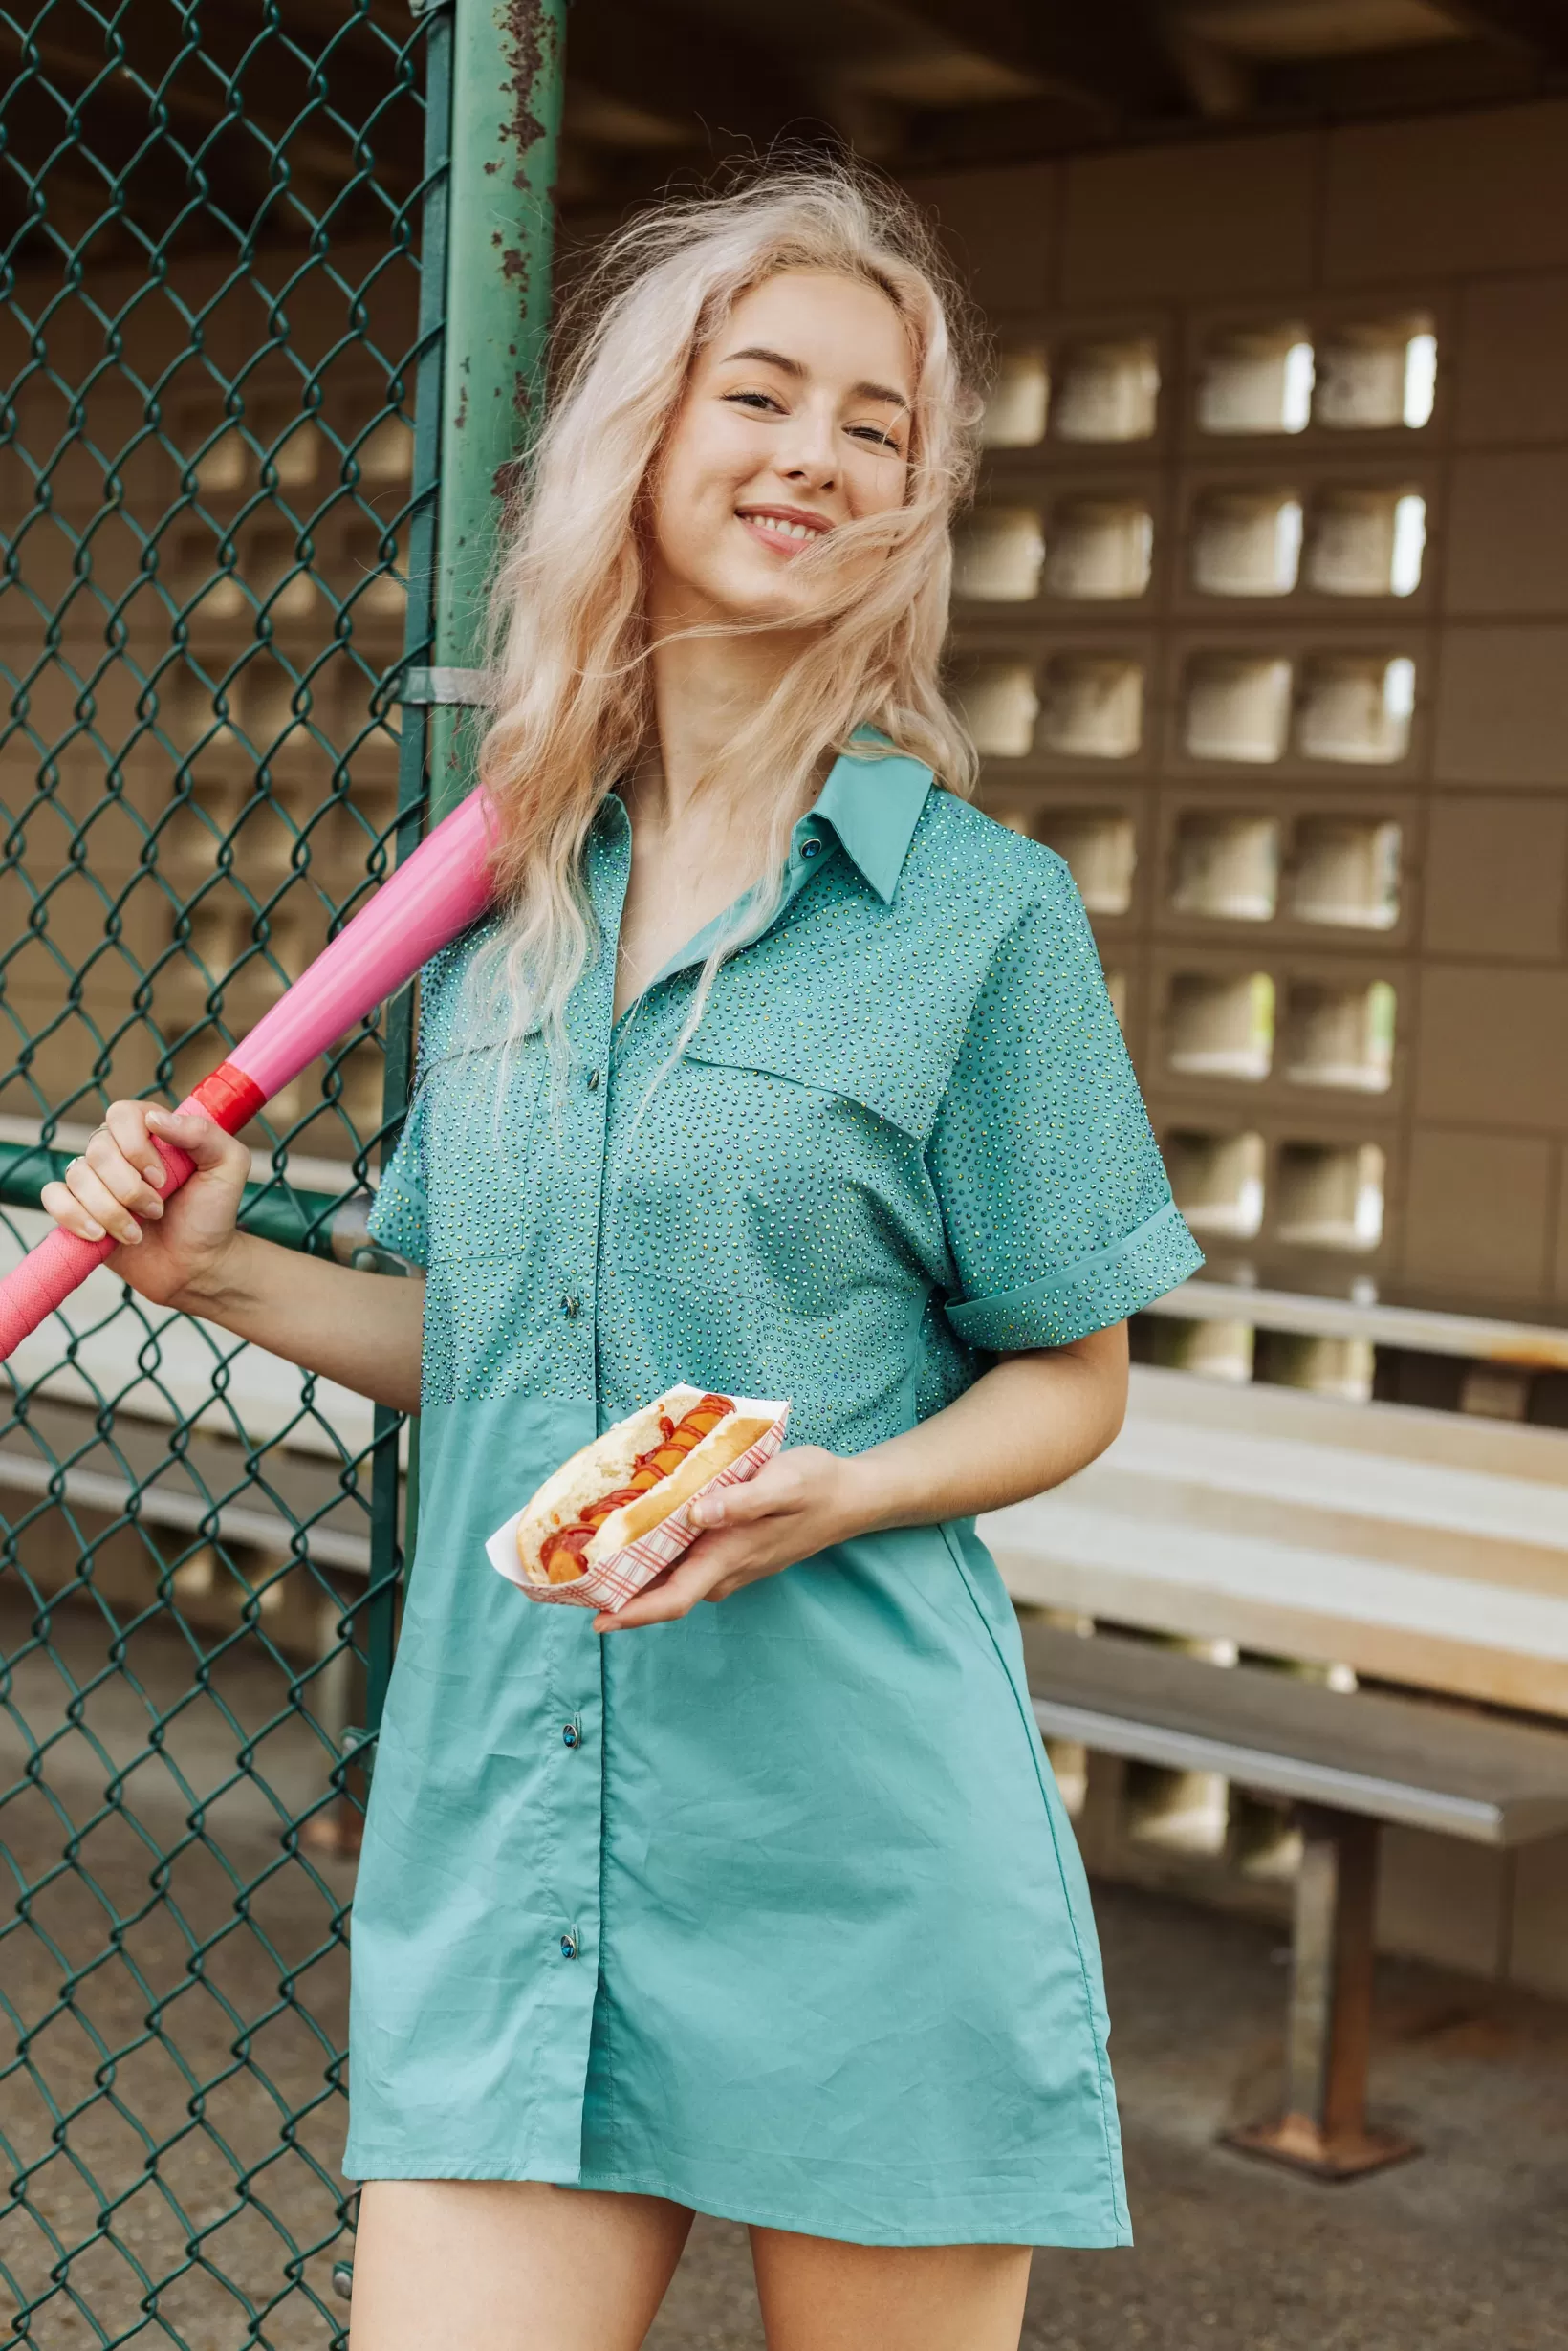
[356,1,458,1777]
[359,0,564,1769]
[431,0,567,820]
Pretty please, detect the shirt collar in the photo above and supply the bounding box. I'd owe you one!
[798,730,935,906]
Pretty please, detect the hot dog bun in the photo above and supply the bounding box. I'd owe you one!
[515,1384,783,1586]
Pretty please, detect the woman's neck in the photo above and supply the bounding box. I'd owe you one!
[629,600,811,838]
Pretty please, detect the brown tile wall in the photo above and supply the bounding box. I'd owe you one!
[906,98,1568,1317]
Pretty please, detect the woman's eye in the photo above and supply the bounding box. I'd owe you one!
[725,390,781,413]
[850,424,902,451]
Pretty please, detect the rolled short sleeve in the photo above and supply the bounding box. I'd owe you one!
[928,855,1202,1351]
[365,1076,429,1270]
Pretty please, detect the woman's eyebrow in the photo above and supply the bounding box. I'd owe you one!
[720,345,912,414]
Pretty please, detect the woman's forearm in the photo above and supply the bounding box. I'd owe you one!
[844,1323,1128,1533]
[603,1324,1131,1628]
[176,1233,426,1414]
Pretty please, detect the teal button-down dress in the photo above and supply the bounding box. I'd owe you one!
[344,743,1203,2247]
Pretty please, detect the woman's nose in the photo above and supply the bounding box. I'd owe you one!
[776,403,838,490]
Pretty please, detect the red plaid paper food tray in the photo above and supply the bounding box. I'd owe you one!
[485,1398,791,1612]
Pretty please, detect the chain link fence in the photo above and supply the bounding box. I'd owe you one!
[0,3,450,2338]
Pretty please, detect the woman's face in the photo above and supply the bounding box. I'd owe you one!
[647,268,915,627]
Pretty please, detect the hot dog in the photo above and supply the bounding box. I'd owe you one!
[537,1393,733,1583]
[515,1383,785,1587]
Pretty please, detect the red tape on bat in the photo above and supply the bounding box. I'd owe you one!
[188,1062,268,1135]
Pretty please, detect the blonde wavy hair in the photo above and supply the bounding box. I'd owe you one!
[466,159,985,1112]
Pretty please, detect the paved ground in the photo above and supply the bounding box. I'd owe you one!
[4,1600,1565,2348]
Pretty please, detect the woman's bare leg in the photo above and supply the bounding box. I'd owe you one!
[348,2180,694,2351]
[750,2227,1033,2351]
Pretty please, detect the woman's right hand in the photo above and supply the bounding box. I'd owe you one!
[39,1101,252,1310]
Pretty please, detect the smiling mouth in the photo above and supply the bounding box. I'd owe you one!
[737,508,832,553]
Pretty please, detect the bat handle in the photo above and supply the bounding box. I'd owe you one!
[0,1061,267,1362]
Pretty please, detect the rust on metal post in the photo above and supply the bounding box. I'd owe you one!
[1225,1804,1419,2180]
[432,0,566,819]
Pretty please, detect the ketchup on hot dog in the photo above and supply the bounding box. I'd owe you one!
[542,1394,734,1583]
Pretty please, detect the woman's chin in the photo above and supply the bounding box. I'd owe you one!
[709,577,827,630]
[656,554,839,635]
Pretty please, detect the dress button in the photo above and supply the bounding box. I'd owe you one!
[561,1294,580,1318]
[586,1068,601,1092]
[800,838,821,859]
[560,1931,578,1960]
[561,1720,580,1749]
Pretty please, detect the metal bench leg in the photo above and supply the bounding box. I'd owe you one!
[1225,1804,1418,2179]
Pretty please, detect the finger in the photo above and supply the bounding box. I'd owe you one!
[64,1161,142,1245]
[84,1124,165,1220]
[105,1099,170,1193]
[595,1582,695,1631]
[146,1105,249,1176]
[706,1572,758,1603]
[595,1541,735,1631]
[40,1178,109,1244]
[687,1476,790,1533]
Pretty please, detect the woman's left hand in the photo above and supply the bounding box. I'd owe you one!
[594,1446,864,1631]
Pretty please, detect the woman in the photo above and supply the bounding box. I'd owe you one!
[46,167,1202,2351]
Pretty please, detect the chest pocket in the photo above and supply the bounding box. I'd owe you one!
[677,872,1021,1143]
[684,995,975,1144]
[416,1033,554,1246]
[419,1037,539,1138]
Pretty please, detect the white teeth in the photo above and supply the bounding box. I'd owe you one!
[747,514,817,541]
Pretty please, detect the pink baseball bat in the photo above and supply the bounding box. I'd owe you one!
[0,790,497,1361]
